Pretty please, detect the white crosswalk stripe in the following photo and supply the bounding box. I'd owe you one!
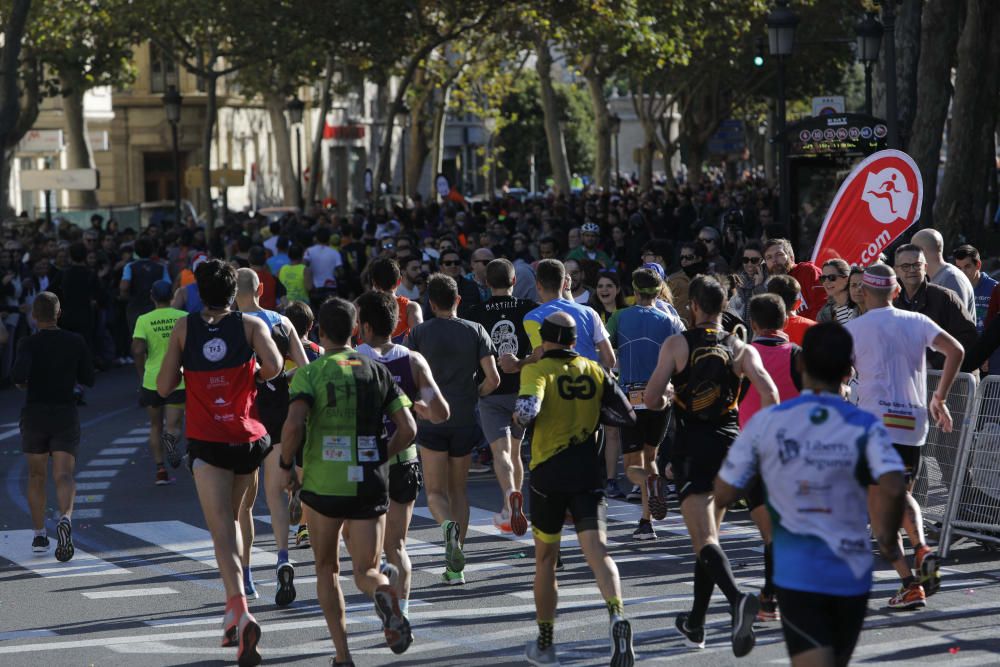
[0,530,130,578]
[107,520,280,569]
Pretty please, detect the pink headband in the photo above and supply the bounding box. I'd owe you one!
[862,270,897,289]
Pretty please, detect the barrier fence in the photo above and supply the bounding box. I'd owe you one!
[921,371,1000,557]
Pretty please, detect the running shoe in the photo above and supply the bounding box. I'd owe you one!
[915,547,942,597]
[244,574,260,600]
[295,524,310,548]
[329,660,355,667]
[664,480,679,502]
[221,605,239,647]
[605,479,626,499]
[509,491,528,536]
[31,535,49,553]
[493,510,512,533]
[55,517,74,563]
[632,520,656,541]
[731,592,759,657]
[373,584,412,654]
[275,561,296,607]
[756,593,780,622]
[626,485,642,503]
[646,474,668,520]
[610,618,635,667]
[288,491,303,526]
[674,612,705,649]
[237,610,262,666]
[161,432,183,469]
[442,568,465,585]
[442,520,465,572]
[155,467,172,486]
[887,582,926,610]
[525,641,560,666]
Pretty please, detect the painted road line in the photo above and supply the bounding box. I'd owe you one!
[110,436,149,445]
[144,599,432,629]
[128,428,152,435]
[107,520,279,569]
[606,497,760,539]
[0,629,58,642]
[86,458,127,467]
[76,470,117,479]
[413,504,579,546]
[99,447,139,456]
[72,509,103,519]
[82,586,178,600]
[0,530,130,577]
[73,494,105,504]
[74,482,110,491]
[0,428,19,442]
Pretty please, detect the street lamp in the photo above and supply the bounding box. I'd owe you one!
[766,0,799,232]
[162,85,183,227]
[877,0,899,148]
[395,104,410,204]
[608,113,621,190]
[855,12,883,116]
[286,96,305,210]
[483,115,498,200]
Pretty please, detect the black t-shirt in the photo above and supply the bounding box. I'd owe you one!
[466,295,538,395]
[12,328,95,406]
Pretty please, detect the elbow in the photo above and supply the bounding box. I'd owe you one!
[401,412,418,444]
[434,400,451,424]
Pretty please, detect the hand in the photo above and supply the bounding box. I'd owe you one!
[930,395,953,433]
[499,353,520,374]
[412,399,431,421]
[752,269,764,286]
[283,466,301,494]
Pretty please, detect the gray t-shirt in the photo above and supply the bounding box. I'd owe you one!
[406,316,495,427]
[931,263,975,320]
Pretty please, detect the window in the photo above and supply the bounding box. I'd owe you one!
[150,44,177,94]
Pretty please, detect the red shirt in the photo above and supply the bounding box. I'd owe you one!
[253,267,278,310]
[392,294,411,341]
[790,261,825,321]
[784,314,816,346]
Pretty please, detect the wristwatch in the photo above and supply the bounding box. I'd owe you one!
[278,457,294,471]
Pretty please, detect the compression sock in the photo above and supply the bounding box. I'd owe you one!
[762,543,774,597]
[277,549,289,565]
[243,567,254,587]
[399,598,409,616]
[537,619,554,651]
[606,596,624,621]
[699,543,741,605]
[33,528,46,538]
[59,514,71,525]
[902,575,917,588]
[688,558,714,628]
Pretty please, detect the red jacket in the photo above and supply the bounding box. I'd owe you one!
[790,261,825,321]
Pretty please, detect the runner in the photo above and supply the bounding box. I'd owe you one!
[517,311,636,667]
[278,244,312,305]
[366,256,423,343]
[13,292,94,561]
[845,263,964,609]
[120,237,170,336]
[406,273,500,584]
[233,268,308,606]
[645,275,779,656]
[606,267,683,541]
[468,258,537,535]
[132,280,187,484]
[279,297,415,663]
[715,322,908,667]
[356,290,450,617]
[157,259,282,666]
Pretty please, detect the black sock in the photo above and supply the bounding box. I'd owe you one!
[762,543,774,597]
[688,559,714,628]
[902,575,916,588]
[699,543,741,605]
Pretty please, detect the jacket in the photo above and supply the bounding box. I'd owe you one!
[894,280,978,371]
[727,271,768,324]
[816,300,861,324]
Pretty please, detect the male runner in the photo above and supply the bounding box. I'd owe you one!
[279,297,415,663]
[845,263,964,609]
[716,322,907,667]
[157,259,282,666]
[233,268,308,606]
[645,275,778,656]
[467,258,537,535]
[356,290,450,617]
[132,279,187,484]
[606,267,683,541]
[517,311,636,667]
[406,273,500,584]
[366,256,423,342]
[13,292,94,560]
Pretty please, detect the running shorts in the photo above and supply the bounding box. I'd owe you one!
[892,443,922,485]
[621,410,669,454]
[388,459,423,504]
[20,406,80,455]
[417,423,482,458]
[776,586,868,661]
[139,387,186,408]
[187,435,271,475]
[300,490,388,520]
[672,435,731,503]
[529,485,607,543]
[479,392,525,442]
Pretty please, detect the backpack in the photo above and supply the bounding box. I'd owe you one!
[674,328,741,422]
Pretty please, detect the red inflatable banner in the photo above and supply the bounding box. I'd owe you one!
[810,149,923,267]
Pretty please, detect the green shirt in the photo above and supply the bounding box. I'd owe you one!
[279,263,309,302]
[289,349,411,498]
[133,307,187,391]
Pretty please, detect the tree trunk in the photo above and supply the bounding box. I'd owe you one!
[61,77,98,209]
[639,120,656,191]
[429,86,450,198]
[265,91,298,209]
[306,56,334,208]
[584,68,610,192]
[0,0,31,214]
[534,38,570,195]
[405,103,427,199]
[910,0,963,229]
[373,47,431,191]
[896,0,924,146]
[686,142,705,185]
[934,0,1000,245]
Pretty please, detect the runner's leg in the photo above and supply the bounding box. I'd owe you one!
[489,433,515,514]
[344,514,390,596]
[578,528,623,605]
[605,426,621,482]
[51,451,76,519]
[262,445,290,554]
[419,447,453,525]
[25,453,48,531]
[511,437,524,492]
[384,499,415,606]
[192,462,251,599]
[239,470,259,573]
[164,404,184,444]
[309,512,351,663]
[447,454,472,545]
[147,405,164,465]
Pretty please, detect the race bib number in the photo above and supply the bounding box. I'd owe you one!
[357,436,379,462]
[322,435,352,462]
[347,465,364,482]
[626,383,647,411]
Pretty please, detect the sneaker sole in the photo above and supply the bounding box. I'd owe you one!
[443,574,466,585]
[610,620,635,667]
[374,587,412,654]
[245,585,260,600]
[732,594,759,657]
[154,477,173,486]
[509,492,528,537]
[919,553,942,597]
[888,598,926,610]
[288,493,303,526]
[444,522,465,572]
[633,531,656,542]
[674,614,705,650]
[647,476,668,520]
[55,521,74,563]
[275,564,296,607]
[162,435,183,469]
[237,618,262,666]
[32,543,49,553]
[221,624,238,648]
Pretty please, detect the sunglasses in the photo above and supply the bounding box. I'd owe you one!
[698,237,716,244]
[441,260,461,267]
[820,273,845,282]
[741,256,762,265]
[679,254,696,261]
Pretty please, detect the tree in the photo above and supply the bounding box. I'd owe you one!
[0,0,33,214]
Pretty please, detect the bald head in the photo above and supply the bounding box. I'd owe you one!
[911,229,944,258]
[472,248,495,262]
[236,267,260,296]
[540,310,577,348]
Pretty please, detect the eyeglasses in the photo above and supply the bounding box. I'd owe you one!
[896,262,923,272]
[679,254,696,261]
[741,256,762,265]
[698,237,716,244]
[819,274,845,282]
[441,260,461,267]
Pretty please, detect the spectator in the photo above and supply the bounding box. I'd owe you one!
[912,229,975,319]
[816,258,860,325]
[667,240,708,319]
[762,238,825,320]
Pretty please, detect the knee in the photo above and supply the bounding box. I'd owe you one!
[315,559,341,579]
[27,469,45,483]
[52,470,73,486]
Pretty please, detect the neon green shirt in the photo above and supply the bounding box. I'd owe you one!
[279,263,309,302]
[133,307,187,391]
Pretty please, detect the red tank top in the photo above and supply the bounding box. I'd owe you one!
[392,294,411,340]
[739,337,800,429]
[253,267,278,310]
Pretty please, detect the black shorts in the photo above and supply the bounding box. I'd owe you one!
[776,586,868,660]
[621,410,669,454]
[529,485,607,543]
[186,436,272,475]
[672,436,731,503]
[893,444,922,484]
[300,490,388,520]
[20,407,79,455]
[388,458,423,504]
[139,387,186,408]
[418,424,482,458]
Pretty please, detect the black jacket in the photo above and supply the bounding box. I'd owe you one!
[894,280,977,371]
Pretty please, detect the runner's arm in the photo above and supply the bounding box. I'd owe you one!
[156,317,186,397]
[738,342,779,408]
[170,287,186,310]
[247,315,283,381]
[407,299,423,328]
[386,405,417,458]
[644,335,680,412]
[281,315,309,370]
[131,338,148,384]
[479,354,501,397]
[410,350,450,423]
[597,338,616,370]
[929,330,964,432]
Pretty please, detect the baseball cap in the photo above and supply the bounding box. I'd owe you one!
[151,279,173,302]
[582,222,600,234]
[641,262,666,280]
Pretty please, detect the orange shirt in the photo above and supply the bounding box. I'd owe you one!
[392,294,411,340]
[784,313,816,346]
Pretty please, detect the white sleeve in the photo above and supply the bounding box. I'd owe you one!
[865,422,906,480]
[920,313,944,349]
[592,309,609,345]
[718,414,762,489]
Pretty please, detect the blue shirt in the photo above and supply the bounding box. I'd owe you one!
[973,273,997,332]
[524,298,607,363]
[607,305,681,387]
[267,253,290,276]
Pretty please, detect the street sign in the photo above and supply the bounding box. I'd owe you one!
[20,168,99,191]
[19,129,64,153]
[88,130,109,151]
[812,96,845,116]
[708,119,745,156]
[185,167,245,189]
[787,113,888,158]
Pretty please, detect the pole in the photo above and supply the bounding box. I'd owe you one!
[295,125,304,210]
[882,0,899,148]
[864,62,873,116]
[44,190,52,227]
[614,133,620,190]
[777,55,791,233]
[529,151,537,194]
[171,121,181,226]
[401,125,408,204]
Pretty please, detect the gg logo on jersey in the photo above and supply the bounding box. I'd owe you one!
[557,374,596,400]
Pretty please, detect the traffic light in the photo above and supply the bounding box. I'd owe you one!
[753,37,766,67]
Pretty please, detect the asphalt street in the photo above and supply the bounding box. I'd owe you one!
[1,367,999,666]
